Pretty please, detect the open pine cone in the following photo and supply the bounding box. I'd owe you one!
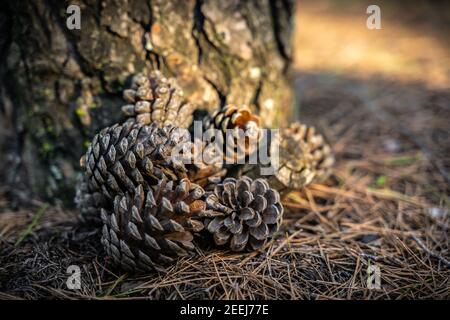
[121,71,194,128]
[270,122,334,190]
[202,105,261,163]
[101,178,209,272]
[204,176,283,251]
[183,105,261,189]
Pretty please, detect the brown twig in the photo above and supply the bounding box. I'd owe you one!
[411,235,450,268]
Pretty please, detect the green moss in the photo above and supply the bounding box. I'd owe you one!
[75,108,87,117]
[42,142,54,154]
[84,140,91,149]
[376,175,387,187]
[45,125,55,134]
[41,87,53,98]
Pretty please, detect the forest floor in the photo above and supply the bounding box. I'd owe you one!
[1,1,449,299]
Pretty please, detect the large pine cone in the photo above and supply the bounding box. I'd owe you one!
[270,122,334,190]
[121,71,194,128]
[101,178,208,272]
[82,121,188,196]
[78,121,190,222]
[202,105,261,163]
[204,176,283,251]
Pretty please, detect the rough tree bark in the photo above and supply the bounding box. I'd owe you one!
[0,0,294,205]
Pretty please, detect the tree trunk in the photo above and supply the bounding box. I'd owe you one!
[0,0,294,205]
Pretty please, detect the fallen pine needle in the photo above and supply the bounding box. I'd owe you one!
[411,236,450,268]
[15,203,49,246]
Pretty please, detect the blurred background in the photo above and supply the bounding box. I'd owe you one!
[292,0,449,197]
[294,0,449,87]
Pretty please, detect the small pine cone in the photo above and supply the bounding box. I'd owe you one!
[204,176,283,252]
[81,121,189,201]
[202,105,261,163]
[101,178,208,272]
[121,71,195,128]
[271,122,334,189]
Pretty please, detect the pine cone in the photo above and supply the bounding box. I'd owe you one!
[181,105,261,189]
[271,122,334,189]
[81,121,189,199]
[121,71,194,128]
[202,105,261,163]
[101,178,208,272]
[79,121,191,225]
[204,176,283,251]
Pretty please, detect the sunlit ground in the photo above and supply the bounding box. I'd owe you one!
[284,4,449,299]
[292,1,450,184]
[294,1,450,89]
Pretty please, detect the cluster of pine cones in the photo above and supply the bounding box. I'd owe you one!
[75,71,334,273]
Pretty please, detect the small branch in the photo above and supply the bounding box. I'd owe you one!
[411,235,450,268]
